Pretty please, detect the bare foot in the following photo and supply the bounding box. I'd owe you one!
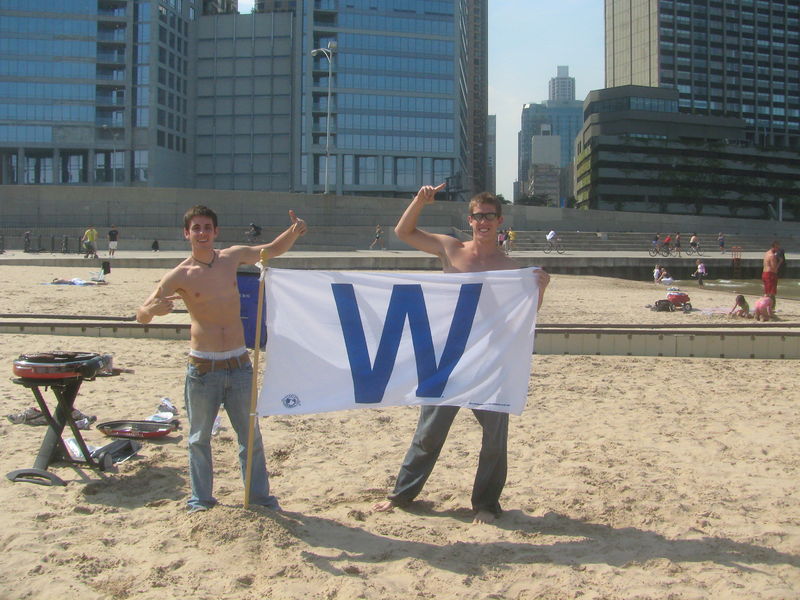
[372,499,396,513]
[472,509,496,525]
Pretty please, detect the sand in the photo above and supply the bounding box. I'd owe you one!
[0,265,798,599]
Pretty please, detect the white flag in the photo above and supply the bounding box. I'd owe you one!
[257,268,541,416]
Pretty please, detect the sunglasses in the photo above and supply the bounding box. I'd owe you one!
[470,212,498,222]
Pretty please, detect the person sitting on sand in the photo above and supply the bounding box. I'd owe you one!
[371,184,550,525]
[658,268,673,285]
[729,295,751,318]
[753,296,774,322]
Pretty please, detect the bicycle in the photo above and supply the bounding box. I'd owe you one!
[685,244,703,256]
[543,239,565,254]
[648,244,669,257]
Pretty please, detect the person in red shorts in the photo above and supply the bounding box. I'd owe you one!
[762,241,781,311]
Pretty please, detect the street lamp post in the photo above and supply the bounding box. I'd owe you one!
[311,41,337,194]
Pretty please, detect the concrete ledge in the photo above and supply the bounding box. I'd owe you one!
[535,328,800,359]
[2,321,797,359]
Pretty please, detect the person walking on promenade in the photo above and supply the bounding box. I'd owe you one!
[369,224,385,250]
[372,184,550,525]
[136,205,307,513]
[107,225,119,257]
[82,225,98,259]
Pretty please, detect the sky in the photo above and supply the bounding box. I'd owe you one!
[237,0,606,199]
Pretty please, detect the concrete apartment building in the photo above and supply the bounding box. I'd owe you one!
[576,0,800,219]
[0,0,485,201]
[575,85,800,219]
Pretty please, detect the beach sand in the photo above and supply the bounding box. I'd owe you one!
[0,266,798,599]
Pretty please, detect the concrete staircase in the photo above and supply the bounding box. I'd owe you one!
[507,230,797,253]
[1,225,796,254]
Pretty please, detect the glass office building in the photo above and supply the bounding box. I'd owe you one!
[606,0,800,149]
[298,0,470,198]
[0,0,195,187]
[0,1,479,197]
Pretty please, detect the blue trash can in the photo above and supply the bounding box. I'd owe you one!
[238,272,267,349]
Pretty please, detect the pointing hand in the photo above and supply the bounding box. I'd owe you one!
[289,210,307,236]
[415,183,447,205]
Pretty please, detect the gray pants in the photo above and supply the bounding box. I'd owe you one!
[389,405,508,515]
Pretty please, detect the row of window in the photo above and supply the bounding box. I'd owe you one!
[2,150,149,184]
[337,114,454,134]
[0,82,94,101]
[0,15,95,36]
[156,129,187,153]
[337,133,455,153]
[335,73,454,94]
[338,32,454,56]
[158,24,189,55]
[0,59,94,79]
[337,53,453,76]
[303,153,453,187]
[0,38,95,59]
[158,45,189,74]
[157,67,188,95]
[157,88,188,113]
[158,3,189,37]
[157,109,187,133]
[0,0,95,12]
[337,13,454,37]
[341,0,453,17]
[0,125,52,143]
[337,93,453,114]
[585,97,679,117]
[0,103,94,122]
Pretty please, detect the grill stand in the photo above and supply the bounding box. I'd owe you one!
[7,376,112,486]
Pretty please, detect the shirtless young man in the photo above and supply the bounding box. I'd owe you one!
[762,241,780,312]
[136,205,307,512]
[372,184,550,524]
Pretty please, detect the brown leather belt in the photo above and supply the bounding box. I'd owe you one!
[188,353,251,375]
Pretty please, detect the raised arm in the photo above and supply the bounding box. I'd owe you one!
[395,183,455,256]
[236,210,307,265]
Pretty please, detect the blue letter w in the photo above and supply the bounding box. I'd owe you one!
[331,283,482,404]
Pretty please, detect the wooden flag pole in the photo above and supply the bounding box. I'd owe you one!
[244,249,268,509]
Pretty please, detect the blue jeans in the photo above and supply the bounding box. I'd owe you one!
[389,405,508,515]
[184,362,279,511]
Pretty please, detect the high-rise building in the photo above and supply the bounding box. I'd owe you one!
[549,65,576,102]
[486,114,496,194]
[516,66,583,201]
[574,85,800,219]
[297,0,473,199]
[605,0,800,149]
[0,1,480,198]
[0,1,201,187]
[466,0,489,195]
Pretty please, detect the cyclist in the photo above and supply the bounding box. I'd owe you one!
[245,222,262,243]
[689,233,699,253]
